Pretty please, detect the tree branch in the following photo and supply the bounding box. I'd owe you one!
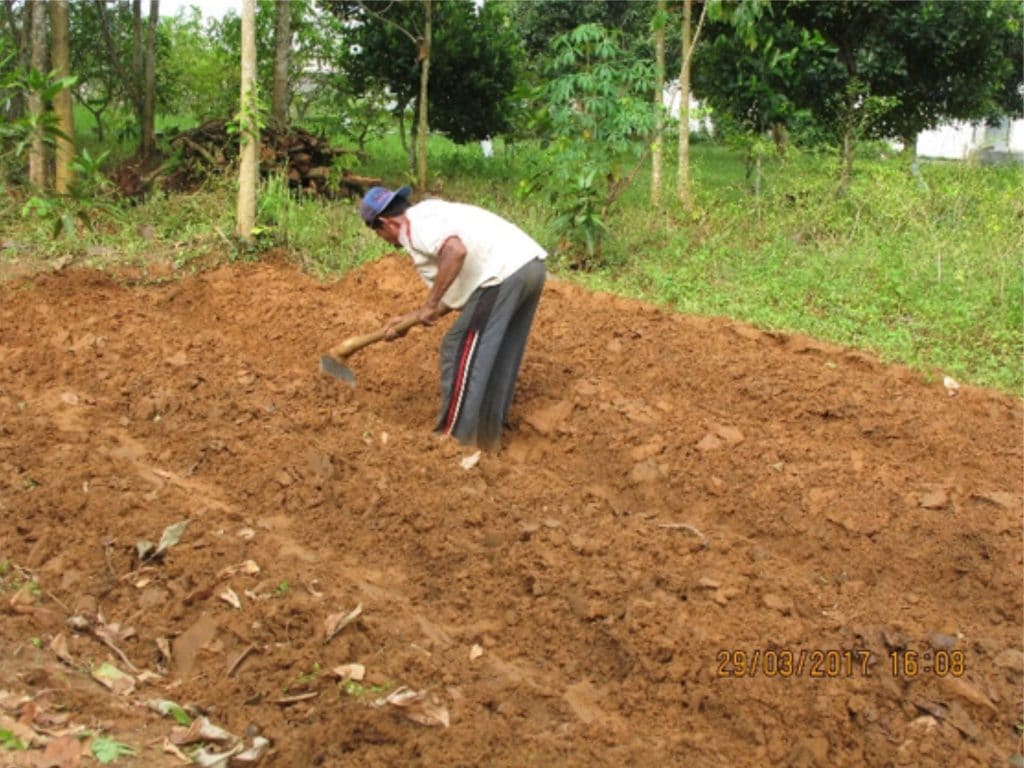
[94,0,143,113]
[680,0,710,78]
[354,0,418,47]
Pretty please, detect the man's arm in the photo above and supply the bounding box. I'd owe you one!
[384,235,465,338]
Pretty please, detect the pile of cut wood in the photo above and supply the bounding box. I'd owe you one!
[111,119,380,201]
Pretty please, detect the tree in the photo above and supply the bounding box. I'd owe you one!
[28,0,45,188]
[141,0,158,157]
[236,0,257,239]
[537,23,655,265]
[651,0,666,207]
[325,0,519,183]
[270,0,290,131]
[49,0,73,193]
[763,0,1024,187]
[2,0,30,121]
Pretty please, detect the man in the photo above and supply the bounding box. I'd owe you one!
[359,185,547,452]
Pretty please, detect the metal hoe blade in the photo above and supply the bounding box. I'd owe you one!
[320,355,356,386]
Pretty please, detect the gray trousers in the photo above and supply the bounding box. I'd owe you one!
[435,258,546,451]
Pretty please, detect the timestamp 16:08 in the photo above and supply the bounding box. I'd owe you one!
[716,648,966,678]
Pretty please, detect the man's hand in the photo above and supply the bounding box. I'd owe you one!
[383,303,449,340]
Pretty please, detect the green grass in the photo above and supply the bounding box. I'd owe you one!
[2,123,1021,393]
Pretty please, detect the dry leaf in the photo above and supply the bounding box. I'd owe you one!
[163,738,193,765]
[91,662,135,695]
[218,588,242,609]
[40,734,82,768]
[217,561,260,580]
[323,604,363,644]
[469,644,484,660]
[170,716,236,746]
[459,450,481,470]
[377,686,450,728]
[50,633,74,665]
[156,636,172,665]
[231,736,270,765]
[0,713,38,747]
[331,663,366,682]
[271,691,318,705]
[191,744,244,768]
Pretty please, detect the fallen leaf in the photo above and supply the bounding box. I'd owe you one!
[189,744,243,768]
[162,738,193,765]
[331,663,365,682]
[232,736,270,765]
[217,560,261,580]
[50,633,74,665]
[460,451,481,470]
[0,713,37,747]
[40,734,82,767]
[324,604,363,644]
[147,699,193,726]
[469,644,484,660]
[376,686,450,728]
[90,735,136,764]
[271,691,318,705]
[169,716,235,746]
[91,663,135,695]
[154,520,190,558]
[156,637,172,665]
[218,588,241,609]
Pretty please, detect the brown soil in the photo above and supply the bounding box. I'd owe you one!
[0,256,1021,767]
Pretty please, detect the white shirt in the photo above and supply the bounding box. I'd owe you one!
[398,200,547,309]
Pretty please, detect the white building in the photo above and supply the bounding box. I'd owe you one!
[916,118,1024,163]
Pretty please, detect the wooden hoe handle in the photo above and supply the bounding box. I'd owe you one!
[329,315,422,359]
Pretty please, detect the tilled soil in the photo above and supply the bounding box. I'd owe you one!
[0,256,1021,767]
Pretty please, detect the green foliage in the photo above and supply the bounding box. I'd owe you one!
[529,23,654,266]
[20,148,120,239]
[0,729,27,751]
[90,735,136,764]
[697,0,1024,182]
[324,0,521,144]
[0,64,77,179]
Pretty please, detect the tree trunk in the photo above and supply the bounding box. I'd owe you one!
[651,0,665,208]
[236,0,258,240]
[271,0,291,132]
[770,122,788,156]
[415,0,431,191]
[28,0,47,189]
[3,0,29,120]
[677,0,692,209]
[141,0,158,158]
[50,0,74,194]
[132,0,143,122]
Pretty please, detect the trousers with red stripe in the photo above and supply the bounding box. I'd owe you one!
[436,258,546,451]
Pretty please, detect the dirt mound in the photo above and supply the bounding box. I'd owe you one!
[0,257,1021,767]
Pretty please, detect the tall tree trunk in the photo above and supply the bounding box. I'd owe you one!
[651,0,665,207]
[3,0,29,120]
[132,0,143,123]
[141,0,158,157]
[50,0,74,194]
[415,0,431,191]
[271,0,291,132]
[28,0,47,189]
[677,0,692,209]
[236,0,258,240]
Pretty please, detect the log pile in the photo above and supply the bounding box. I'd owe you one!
[112,119,381,201]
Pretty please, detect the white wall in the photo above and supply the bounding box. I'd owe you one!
[917,118,1024,160]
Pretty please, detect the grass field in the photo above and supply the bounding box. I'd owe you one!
[2,125,1021,392]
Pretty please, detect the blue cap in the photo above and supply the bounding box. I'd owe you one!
[360,185,412,226]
